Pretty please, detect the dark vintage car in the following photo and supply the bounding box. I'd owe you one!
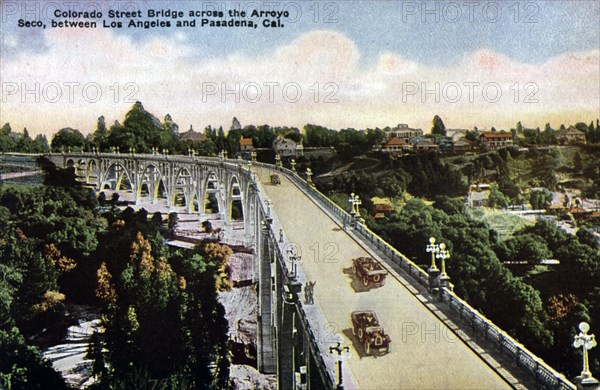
[270,174,281,185]
[351,310,391,355]
[352,257,388,287]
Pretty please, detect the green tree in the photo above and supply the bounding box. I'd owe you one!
[488,186,509,208]
[431,115,446,136]
[91,116,109,151]
[498,233,552,263]
[529,188,553,209]
[51,127,87,152]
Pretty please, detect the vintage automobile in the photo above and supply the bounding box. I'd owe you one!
[352,257,388,287]
[270,174,281,185]
[351,310,391,355]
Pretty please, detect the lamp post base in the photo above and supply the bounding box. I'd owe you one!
[576,375,599,390]
[428,268,441,293]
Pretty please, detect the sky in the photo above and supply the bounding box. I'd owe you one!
[1,0,599,138]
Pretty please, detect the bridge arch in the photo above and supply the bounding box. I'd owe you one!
[228,173,245,221]
[172,166,193,209]
[203,170,223,215]
[86,159,98,184]
[101,161,135,193]
[138,162,169,205]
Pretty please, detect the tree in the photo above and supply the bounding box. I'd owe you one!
[529,188,553,210]
[488,186,509,208]
[531,155,559,190]
[51,127,87,152]
[499,233,552,263]
[92,116,109,151]
[431,115,446,136]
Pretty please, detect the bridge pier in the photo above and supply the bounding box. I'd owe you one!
[257,220,277,373]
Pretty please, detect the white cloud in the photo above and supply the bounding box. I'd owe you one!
[1,28,598,137]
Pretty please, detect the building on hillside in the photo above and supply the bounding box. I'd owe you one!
[557,126,586,145]
[466,184,491,208]
[413,138,439,152]
[452,138,475,154]
[385,124,423,142]
[179,126,205,142]
[273,135,303,157]
[239,137,254,151]
[379,137,411,156]
[479,132,513,150]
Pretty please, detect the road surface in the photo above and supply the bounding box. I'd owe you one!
[256,167,510,390]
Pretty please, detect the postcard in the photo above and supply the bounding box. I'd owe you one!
[1,1,599,389]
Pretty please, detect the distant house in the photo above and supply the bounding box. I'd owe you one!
[379,137,411,155]
[414,139,439,152]
[452,138,475,154]
[273,135,303,157]
[385,124,423,142]
[467,184,491,208]
[479,132,513,150]
[373,203,393,219]
[557,126,586,145]
[239,137,254,151]
[179,126,205,142]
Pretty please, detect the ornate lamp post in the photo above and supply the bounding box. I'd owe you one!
[426,237,439,272]
[435,242,452,290]
[573,322,598,386]
[348,193,362,216]
[329,338,350,389]
[426,237,441,292]
[436,243,450,278]
[286,247,299,279]
[348,193,363,226]
[306,168,314,186]
[275,153,282,167]
[290,158,296,173]
[251,150,257,162]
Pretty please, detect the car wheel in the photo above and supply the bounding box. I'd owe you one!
[363,275,369,287]
[358,328,363,341]
[364,341,371,355]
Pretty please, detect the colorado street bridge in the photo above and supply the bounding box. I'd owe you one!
[48,152,575,390]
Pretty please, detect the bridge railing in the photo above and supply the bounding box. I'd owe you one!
[254,161,575,390]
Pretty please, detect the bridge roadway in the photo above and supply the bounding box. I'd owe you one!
[256,167,511,389]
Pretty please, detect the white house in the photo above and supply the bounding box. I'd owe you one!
[273,135,303,157]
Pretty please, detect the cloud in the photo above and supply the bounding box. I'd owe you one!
[1,28,598,137]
